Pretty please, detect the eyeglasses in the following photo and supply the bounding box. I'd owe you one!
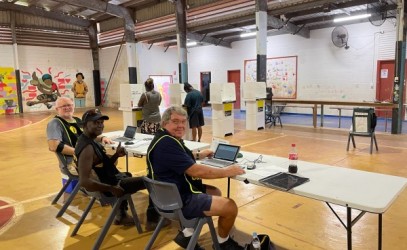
[57,104,73,109]
[170,119,187,125]
[82,108,101,122]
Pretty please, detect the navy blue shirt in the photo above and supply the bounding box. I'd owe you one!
[147,128,203,202]
[184,89,203,115]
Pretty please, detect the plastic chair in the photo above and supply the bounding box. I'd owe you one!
[265,103,284,128]
[142,176,220,250]
[347,108,378,154]
[71,191,142,250]
[51,154,82,218]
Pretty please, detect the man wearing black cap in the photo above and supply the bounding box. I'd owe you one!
[75,108,146,226]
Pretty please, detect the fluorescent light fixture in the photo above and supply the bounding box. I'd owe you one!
[187,41,197,46]
[240,32,256,38]
[334,14,371,23]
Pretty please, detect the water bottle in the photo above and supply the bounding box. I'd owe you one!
[288,143,298,174]
[252,232,261,250]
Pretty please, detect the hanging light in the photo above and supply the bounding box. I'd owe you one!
[334,14,371,23]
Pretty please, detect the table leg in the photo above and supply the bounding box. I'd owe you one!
[347,207,352,250]
[378,214,382,250]
[321,104,324,127]
[227,177,230,198]
[313,104,317,128]
[339,109,342,128]
[126,154,129,173]
[384,111,388,132]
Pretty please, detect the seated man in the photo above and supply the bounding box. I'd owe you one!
[147,106,245,250]
[75,109,145,225]
[47,97,111,198]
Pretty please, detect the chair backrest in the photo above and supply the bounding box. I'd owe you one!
[352,108,376,133]
[142,176,192,225]
[55,152,79,179]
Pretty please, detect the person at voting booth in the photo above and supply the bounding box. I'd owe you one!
[184,82,205,142]
[138,77,162,134]
[147,106,246,250]
[75,109,146,226]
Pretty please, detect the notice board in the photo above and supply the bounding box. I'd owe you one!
[244,56,297,99]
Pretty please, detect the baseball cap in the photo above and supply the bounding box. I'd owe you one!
[42,74,52,81]
[82,108,109,124]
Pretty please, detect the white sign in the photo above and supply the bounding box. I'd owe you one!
[381,69,388,78]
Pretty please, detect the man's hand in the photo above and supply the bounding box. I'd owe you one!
[115,142,127,157]
[225,165,246,177]
[102,136,114,144]
[109,185,125,197]
[199,149,214,159]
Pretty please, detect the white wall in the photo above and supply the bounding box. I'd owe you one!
[0,20,399,115]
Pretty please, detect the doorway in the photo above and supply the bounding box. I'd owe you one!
[376,60,406,118]
[227,70,241,109]
[200,72,211,106]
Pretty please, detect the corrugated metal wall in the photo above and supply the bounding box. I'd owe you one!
[135,1,174,23]
[0,11,89,49]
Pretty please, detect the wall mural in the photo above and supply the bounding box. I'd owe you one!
[244,56,298,99]
[0,67,18,115]
[21,68,73,111]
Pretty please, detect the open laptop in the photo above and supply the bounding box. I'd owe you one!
[201,143,240,168]
[112,126,137,142]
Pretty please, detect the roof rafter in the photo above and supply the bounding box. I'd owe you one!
[0,2,91,28]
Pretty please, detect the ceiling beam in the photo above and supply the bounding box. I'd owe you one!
[50,2,66,11]
[187,32,232,48]
[267,14,310,38]
[0,2,91,28]
[54,0,135,42]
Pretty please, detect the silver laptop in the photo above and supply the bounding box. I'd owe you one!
[201,143,240,168]
[113,126,137,142]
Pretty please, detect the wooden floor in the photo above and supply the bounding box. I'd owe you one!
[1,108,407,250]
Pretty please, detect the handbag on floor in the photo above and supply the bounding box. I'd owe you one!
[246,234,275,250]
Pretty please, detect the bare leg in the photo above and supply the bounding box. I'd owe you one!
[204,196,238,238]
[197,126,203,142]
[191,127,197,141]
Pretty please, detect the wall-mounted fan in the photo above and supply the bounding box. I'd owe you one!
[368,0,388,26]
[331,26,350,49]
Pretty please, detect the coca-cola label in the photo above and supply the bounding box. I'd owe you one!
[289,153,298,160]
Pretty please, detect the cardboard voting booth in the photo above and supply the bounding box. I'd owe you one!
[119,84,144,130]
[210,83,236,137]
[243,82,267,131]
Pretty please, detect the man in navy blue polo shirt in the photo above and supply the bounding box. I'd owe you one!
[147,106,245,250]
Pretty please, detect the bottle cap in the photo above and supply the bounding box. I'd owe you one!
[292,143,296,147]
[252,232,258,237]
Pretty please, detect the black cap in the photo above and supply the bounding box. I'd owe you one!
[82,108,109,124]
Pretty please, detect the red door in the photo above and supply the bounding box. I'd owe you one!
[376,60,406,117]
[227,70,241,109]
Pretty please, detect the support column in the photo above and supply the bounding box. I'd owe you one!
[256,0,267,83]
[175,0,188,84]
[11,11,22,113]
[391,0,405,134]
[126,42,137,84]
[88,24,101,106]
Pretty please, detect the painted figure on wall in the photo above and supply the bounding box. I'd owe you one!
[26,72,61,109]
[71,72,88,108]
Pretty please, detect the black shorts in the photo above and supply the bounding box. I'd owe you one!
[182,193,212,219]
[189,109,204,128]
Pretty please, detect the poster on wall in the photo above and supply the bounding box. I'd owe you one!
[244,56,297,99]
[0,67,17,115]
[149,75,173,108]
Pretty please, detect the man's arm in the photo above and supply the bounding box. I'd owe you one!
[185,163,245,179]
[48,139,75,155]
[77,144,124,196]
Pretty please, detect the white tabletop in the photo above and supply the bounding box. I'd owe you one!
[102,131,210,156]
[235,151,407,214]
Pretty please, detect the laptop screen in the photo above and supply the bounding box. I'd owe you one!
[123,126,137,138]
[214,143,240,162]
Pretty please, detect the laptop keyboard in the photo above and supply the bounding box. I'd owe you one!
[113,137,131,142]
[202,158,232,168]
